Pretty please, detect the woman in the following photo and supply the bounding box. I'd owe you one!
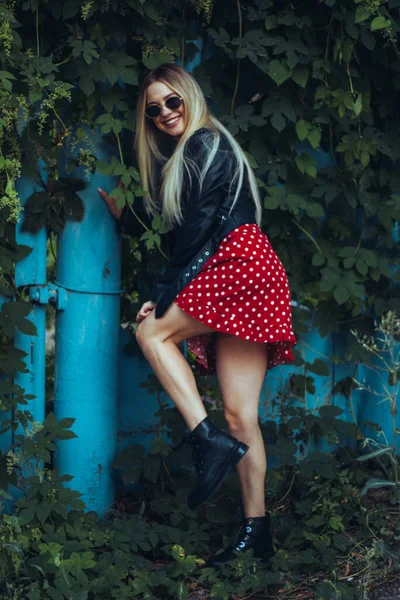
[98,64,296,568]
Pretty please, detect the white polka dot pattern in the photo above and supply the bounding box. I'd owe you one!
[174,224,297,373]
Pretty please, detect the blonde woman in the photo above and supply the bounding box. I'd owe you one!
[98,64,296,568]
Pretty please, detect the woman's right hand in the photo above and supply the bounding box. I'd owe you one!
[98,181,124,220]
[136,301,156,323]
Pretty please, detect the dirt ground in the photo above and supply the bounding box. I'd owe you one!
[368,575,400,600]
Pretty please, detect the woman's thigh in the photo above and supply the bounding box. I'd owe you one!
[215,333,268,422]
[136,301,214,345]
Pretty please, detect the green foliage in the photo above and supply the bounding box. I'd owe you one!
[1,0,400,598]
[0,0,398,329]
[21,178,86,233]
[1,382,400,599]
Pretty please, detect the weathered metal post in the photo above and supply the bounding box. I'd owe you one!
[53,132,121,515]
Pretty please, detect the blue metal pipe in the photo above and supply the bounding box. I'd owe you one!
[53,130,121,515]
[4,166,48,506]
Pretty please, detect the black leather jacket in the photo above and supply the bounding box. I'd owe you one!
[119,128,258,319]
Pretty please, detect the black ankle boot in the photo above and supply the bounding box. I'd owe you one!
[206,515,275,568]
[179,417,249,510]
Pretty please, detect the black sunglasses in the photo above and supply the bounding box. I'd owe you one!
[145,96,183,119]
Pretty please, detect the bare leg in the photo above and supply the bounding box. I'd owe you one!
[135,302,214,431]
[215,333,268,518]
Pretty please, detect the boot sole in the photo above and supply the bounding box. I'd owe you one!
[188,441,249,510]
[206,547,275,569]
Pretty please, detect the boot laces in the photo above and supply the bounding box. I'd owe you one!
[187,436,204,475]
[234,523,253,551]
[172,434,204,475]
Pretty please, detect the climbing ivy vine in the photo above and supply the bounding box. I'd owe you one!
[0,0,398,337]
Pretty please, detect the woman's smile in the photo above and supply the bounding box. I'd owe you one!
[146,81,186,139]
[162,115,181,127]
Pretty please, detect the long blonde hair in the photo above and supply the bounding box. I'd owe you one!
[135,63,262,228]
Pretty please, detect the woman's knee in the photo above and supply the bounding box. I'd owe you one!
[224,406,259,434]
[135,318,158,353]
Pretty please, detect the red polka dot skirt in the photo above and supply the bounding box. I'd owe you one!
[174,223,297,374]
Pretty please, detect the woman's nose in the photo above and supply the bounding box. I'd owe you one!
[160,104,174,117]
[160,104,173,117]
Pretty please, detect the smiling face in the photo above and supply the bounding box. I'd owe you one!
[146,81,186,139]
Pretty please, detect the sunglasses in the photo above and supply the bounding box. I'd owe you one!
[145,96,183,119]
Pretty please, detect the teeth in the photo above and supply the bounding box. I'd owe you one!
[165,117,179,125]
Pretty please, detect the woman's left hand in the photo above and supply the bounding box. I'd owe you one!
[136,300,157,323]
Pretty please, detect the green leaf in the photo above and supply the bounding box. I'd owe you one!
[177,582,189,600]
[244,151,258,168]
[265,15,277,30]
[292,67,309,88]
[296,119,309,142]
[16,317,37,336]
[342,39,354,62]
[295,153,317,178]
[354,4,370,23]
[329,516,345,531]
[142,51,174,70]
[312,253,325,266]
[79,76,95,97]
[25,192,49,213]
[36,504,51,523]
[305,202,324,217]
[361,28,376,50]
[333,285,350,305]
[264,195,279,210]
[354,94,363,116]
[319,405,344,418]
[360,149,369,167]
[101,59,118,85]
[305,514,325,527]
[19,505,36,525]
[270,111,286,132]
[308,128,321,149]
[142,455,160,482]
[308,358,330,376]
[356,260,368,276]
[0,70,16,91]
[267,59,291,86]
[171,544,185,562]
[343,257,355,268]
[371,16,391,30]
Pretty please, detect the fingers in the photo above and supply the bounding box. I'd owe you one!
[136,303,156,323]
[248,92,265,104]
[98,187,123,219]
[136,310,153,323]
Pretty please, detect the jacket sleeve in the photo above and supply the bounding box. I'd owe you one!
[152,131,232,297]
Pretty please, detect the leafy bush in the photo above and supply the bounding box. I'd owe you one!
[1,0,400,597]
